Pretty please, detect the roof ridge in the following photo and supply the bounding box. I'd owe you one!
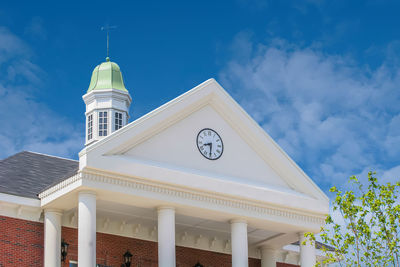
[23,151,78,162]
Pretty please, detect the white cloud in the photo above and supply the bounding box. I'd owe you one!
[0,27,83,159]
[220,34,400,190]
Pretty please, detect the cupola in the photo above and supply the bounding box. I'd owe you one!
[83,57,132,146]
[87,57,128,92]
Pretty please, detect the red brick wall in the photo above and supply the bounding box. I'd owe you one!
[0,215,44,266]
[176,246,260,267]
[62,227,159,267]
[0,215,261,267]
[62,226,261,267]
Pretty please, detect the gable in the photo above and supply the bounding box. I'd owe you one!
[124,104,290,190]
[80,79,328,204]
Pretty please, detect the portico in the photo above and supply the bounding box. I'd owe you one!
[40,173,322,267]
[38,78,329,267]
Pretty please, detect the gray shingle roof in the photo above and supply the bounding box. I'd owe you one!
[0,151,78,199]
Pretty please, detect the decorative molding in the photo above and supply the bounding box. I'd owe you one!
[38,172,82,199]
[0,202,42,222]
[0,193,42,222]
[181,232,188,241]
[39,170,326,227]
[150,226,157,237]
[195,235,202,245]
[0,192,40,207]
[103,218,110,230]
[134,223,141,234]
[119,220,126,232]
[210,237,217,248]
[86,171,325,225]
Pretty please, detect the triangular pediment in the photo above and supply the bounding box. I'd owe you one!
[80,79,328,204]
[124,104,290,190]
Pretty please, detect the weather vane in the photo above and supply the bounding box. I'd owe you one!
[101,25,117,61]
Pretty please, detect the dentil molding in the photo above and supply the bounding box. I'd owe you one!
[39,171,325,227]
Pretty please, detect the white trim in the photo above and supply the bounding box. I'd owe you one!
[24,151,77,162]
[79,155,327,215]
[82,88,132,105]
[0,192,42,221]
[0,192,40,207]
[39,171,325,230]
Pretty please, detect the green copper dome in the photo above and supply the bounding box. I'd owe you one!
[87,58,128,92]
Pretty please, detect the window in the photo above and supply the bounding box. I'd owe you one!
[115,112,123,130]
[87,114,93,140]
[69,260,77,267]
[98,111,108,136]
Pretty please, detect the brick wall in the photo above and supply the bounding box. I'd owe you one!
[0,215,261,267]
[62,227,261,267]
[0,215,44,266]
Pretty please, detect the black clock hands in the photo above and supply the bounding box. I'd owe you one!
[204,143,212,157]
[196,128,223,160]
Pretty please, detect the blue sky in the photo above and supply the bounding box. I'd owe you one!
[1,0,400,192]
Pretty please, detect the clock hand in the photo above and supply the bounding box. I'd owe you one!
[204,143,212,157]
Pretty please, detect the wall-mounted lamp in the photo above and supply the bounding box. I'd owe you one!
[193,262,204,267]
[61,239,69,262]
[123,250,133,267]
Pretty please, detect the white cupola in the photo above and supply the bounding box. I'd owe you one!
[83,57,132,146]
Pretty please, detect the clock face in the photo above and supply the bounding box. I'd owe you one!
[196,128,223,160]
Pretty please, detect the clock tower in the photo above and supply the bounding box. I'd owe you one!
[83,57,132,146]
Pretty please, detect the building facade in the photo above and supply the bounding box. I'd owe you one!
[0,58,330,267]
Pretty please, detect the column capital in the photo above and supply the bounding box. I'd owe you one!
[260,245,277,251]
[44,208,63,215]
[157,206,175,212]
[78,190,97,196]
[230,218,247,224]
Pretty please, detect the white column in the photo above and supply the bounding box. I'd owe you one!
[299,232,316,267]
[230,219,248,267]
[44,209,62,267]
[261,247,278,267]
[78,191,97,267]
[157,207,175,267]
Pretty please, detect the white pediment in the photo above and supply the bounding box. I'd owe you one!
[124,104,290,190]
[80,79,328,208]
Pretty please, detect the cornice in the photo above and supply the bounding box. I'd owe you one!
[0,193,42,222]
[38,172,82,199]
[38,170,326,227]
[82,88,132,103]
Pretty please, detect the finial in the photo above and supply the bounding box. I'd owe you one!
[101,25,117,60]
